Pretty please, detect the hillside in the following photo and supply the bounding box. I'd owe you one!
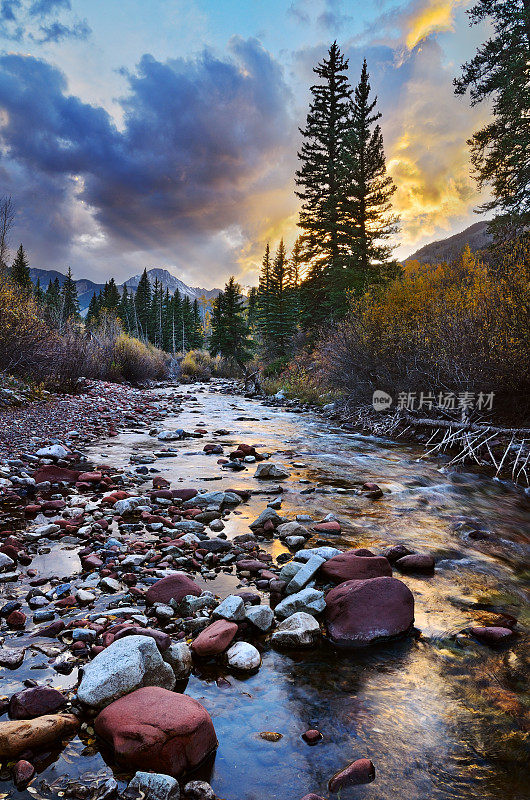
[29,267,222,313]
[404,221,492,264]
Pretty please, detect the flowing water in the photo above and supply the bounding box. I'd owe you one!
[2,383,529,800]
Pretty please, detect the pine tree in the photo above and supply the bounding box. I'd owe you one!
[268,239,295,358]
[134,269,151,341]
[102,278,121,312]
[10,244,32,292]
[172,289,184,354]
[209,277,253,368]
[118,286,132,332]
[295,42,352,321]
[257,243,273,340]
[190,299,204,348]
[44,277,61,326]
[86,292,100,328]
[455,0,530,236]
[60,267,80,323]
[339,60,399,296]
[34,277,45,303]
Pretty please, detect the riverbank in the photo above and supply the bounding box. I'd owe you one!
[0,380,528,800]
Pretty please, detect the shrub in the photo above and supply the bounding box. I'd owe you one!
[0,278,52,374]
[180,349,216,381]
[113,334,168,383]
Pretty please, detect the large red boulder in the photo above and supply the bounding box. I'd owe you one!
[9,687,67,720]
[94,687,217,776]
[191,620,238,657]
[325,576,414,647]
[146,573,201,606]
[32,465,80,484]
[321,552,392,584]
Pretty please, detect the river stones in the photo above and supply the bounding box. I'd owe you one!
[286,555,325,594]
[191,620,238,657]
[128,771,180,800]
[163,643,193,679]
[328,758,375,790]
[9,687,67,719]
[469,626,515,645]
[212,595,246,621]
[275,587,326,619]
[0,714,79,759]
[325,577,414,647]
[245,604,274,631]
[77,635,175,709]
[146,573,201,605]
[226,641,261,671]
[254,462,290,479]
[183,781,215,800]
[271,612,320,649]
[395,554,435,573]
[94,687,217,776]
[321,552,392,583]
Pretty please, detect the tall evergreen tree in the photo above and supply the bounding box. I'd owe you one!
[34,277,45,303]
[102,278,121,312]
[209,277,252,367]
[268,239,296,358]
[190,299,204,348]
[10,244,32,292]
[86,292,100,328]
[455,0,530,236]
[257,243,273,339]
[339,59,399,296]
[295,41,352,321]
[60,267,80,323]
[134,269,151,341]
[118,286,133,333]
[44,277,61,325]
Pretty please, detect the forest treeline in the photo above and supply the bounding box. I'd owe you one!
[1,0,529,420]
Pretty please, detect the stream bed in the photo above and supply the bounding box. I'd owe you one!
[1,383,529,800]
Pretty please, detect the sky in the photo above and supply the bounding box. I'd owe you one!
[0,0,490,289]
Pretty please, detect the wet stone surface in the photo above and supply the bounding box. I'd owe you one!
[0,379,528,800]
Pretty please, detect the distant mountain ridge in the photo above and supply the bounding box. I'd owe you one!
[29,267,222,313]
[404,221,492,264]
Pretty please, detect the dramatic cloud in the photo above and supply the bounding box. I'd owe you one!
[0,38,296,281]
[29,0,70,17]
[364,0,467,51]
[0,0,89,42]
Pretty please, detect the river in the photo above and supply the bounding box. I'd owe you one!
[2,382,529,800]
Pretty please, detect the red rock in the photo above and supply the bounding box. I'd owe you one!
[113,626,171,650]
[33,620,65,638]
[146,573,201,605]
[0,544,19,561]
[191,620,238,657]
[55,595,76,608]
[82,554,103,569]
[77,472,102,483]
[328,758,375,791]
[312,521,341,533]
[6,610,26,629]
[13,759,35,789]
[395,554,435,573]
[172,489,198,501]
[302,729,322,744]
[9,687,67,720]
[153,476,171,489]
[24,505,41,517]
[469,626,515,645]
[384,544,414,563]
[236,559,268,573]
[94,687,217,776]
[32,465,80,484]
[325,577,414,647]
[321,552,392,583]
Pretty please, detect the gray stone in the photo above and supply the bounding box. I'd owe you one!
[173,520,206,533]
[0,646,25,668]
[274,587,326,619]
[36,445,68,460]
[129,771,180,800]
[212,595,245,621]
[100,577,121,593]
[77,634,175,709]
[114,497,144,515]
[286,555,325,594]
[295,546,341,562]
[245,604,274,631]
[249,507,282,530]
[0,553,15,571]
[162,642,193,680]
[279,561,303,582]
[285,536,306,549]
[271,612,321,649]
[276,521,309,539]
[255,462,290,479]
[183,781,215,800]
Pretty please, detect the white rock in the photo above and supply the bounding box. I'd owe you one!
[286,555,325,594]
[34,523,61,537]
[0,646,25,668]
[129,772,180,800]
[100,577,121,593]
[36,445,68,460]
[245,604,274,631]
[76,589,96,604]
[212,594,245,621]
[271,612,321,649]
[0,553,15,571]
[277,521,309,539]
[226,641,261,672]
[255,462,291,480]
[295,546,341,562]
[114,497,144,515]
[77,634,175,709]
[173,520,205,533]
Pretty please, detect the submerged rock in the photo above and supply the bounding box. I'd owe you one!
[146,573,201,605]
[94,687,217,776]
[321,552,392,583]
[191,620,238,657]
[271,612,320,649]
[128,771,180,800]
[328,758,375,791]
[0,714,79,759]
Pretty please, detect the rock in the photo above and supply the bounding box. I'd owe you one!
[275,588,326,620]
[271,612,320,649]
[276,521,309,539]
[13,759,35,790]
[321,552,392,583]
[114,497,144,515]
[191,620,238,657]
[226,641,261,672]
[6,609,26,628]
[33,465,80,484]
[146,573,201,605]
[0,646,25,668]
[0,552,15,570]
[0,714,79,759]
[128,771,180,800]
[100,577,121,592]
[395,554,435,573]
[36,444,69,460]
[254,462,290,479]
[245,604,274,631]
[183,781,215,800]
[312,520,341,533]
[469,626,515,645]
[249,507,282,530]
[9,687,67,719]
[286,555,325,594]
[173,520,206,533]
[94,687,217,776]
[77,635,175,709]
[325,577,414,647]
[163,643,193,679]
[328,758,375,791]
[296,546,341,561]
[384,544,414,563]
[300,795,326,800]
[302,729,322,744]
[212,594,246,622]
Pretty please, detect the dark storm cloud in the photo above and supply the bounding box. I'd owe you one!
[0,37,294,257]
